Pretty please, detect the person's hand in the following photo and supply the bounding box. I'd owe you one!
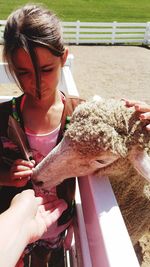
[124,99,150,131]
[9,159,35,187]
[10,189,68,244]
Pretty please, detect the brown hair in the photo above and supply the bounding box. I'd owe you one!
[3,4,65,98]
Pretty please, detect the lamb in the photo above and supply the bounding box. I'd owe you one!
[32,97,150,263]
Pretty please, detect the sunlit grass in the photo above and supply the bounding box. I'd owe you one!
[0,0,150,22]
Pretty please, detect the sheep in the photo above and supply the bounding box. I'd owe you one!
[32,98,150,264]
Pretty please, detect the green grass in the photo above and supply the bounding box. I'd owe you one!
[0,0,150,22]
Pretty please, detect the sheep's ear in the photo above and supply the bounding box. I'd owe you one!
[129,148,150,182]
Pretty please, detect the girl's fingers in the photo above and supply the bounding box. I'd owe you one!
[123,99,150,115]
[12,170,33,179]
[146,124,150,131]
[13,159,35,168]
[122,99,145,107]
[11,159,35,181]
[140,112,150,120]
[122,99,150,131]
[134,105,150,113]
[12,165,33,172]
[30,160,36,165]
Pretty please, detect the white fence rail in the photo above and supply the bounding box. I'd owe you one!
[0,20,150,45]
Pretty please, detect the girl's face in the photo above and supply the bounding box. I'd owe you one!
[12,46,68,100]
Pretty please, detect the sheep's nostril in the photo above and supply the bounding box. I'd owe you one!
[33,180,44,187]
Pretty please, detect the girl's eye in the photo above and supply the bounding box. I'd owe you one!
[42,68,53,73]
[17,71,29,76]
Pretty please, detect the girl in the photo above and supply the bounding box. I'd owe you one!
[0,3,149,267]
[0,4,82,266]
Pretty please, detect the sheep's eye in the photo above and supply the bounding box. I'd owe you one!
[96,160,107,164]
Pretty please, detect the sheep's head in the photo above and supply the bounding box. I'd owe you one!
[65,98,150,180]
[32,98,150,190]
[65,98,150,157]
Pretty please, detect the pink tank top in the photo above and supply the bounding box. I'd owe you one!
[25,124,60,163]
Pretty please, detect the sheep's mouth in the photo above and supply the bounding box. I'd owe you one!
[33,180,44,187]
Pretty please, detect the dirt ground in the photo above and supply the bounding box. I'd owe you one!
[0,44,150,266]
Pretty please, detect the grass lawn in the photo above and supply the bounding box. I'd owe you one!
[0,0,150,22]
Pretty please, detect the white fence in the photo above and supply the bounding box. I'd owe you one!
[62,21,150,45]
[0,20,150,45]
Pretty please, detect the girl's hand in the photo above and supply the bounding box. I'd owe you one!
[9,159,35,187]
[124,99,150,131]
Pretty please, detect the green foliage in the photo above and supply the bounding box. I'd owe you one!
[0,0,150,22]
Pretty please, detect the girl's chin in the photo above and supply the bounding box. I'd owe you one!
[25,89,56,101]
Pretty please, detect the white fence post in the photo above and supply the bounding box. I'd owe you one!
[112,21,117,44]
[76,20,80,45]
[143,22,150,45]
[65,54,74,72]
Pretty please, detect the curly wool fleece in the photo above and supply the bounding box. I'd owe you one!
[65,99,150,157]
